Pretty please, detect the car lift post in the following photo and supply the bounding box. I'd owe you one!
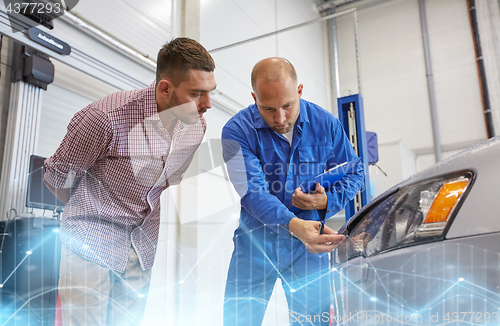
[337,94,371,220]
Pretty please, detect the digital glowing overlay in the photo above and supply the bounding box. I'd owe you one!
[0,139,499,325]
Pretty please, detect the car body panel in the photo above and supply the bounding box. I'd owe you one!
[332,233,500,325]
[331,136,500,325]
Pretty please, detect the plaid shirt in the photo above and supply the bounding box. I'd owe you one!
[44,82,206,272]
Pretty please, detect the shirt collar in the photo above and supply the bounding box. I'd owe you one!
[252,98,309,130]
[144,81,160,121]
[143,81,187,130]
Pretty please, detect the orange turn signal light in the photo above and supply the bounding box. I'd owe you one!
[423,180,468,224]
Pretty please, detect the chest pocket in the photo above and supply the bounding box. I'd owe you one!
[297,145,334,181]
[298,145,334,162]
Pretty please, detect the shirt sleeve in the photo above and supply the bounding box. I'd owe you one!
[222,124,296,235]
[323,120,365,219]
[44,106,113,189]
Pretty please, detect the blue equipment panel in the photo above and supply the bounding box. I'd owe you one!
[366,131,379,164]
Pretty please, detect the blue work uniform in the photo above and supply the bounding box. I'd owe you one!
[222,99,364,325]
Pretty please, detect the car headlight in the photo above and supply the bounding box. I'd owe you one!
[334,171,474,264]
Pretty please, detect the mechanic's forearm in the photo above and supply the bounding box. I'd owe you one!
[288,217,303,236]
[242,190,296,233]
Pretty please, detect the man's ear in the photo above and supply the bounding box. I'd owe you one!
[251,92,257,104]
[157,79,172,98]
[297,84,304,97]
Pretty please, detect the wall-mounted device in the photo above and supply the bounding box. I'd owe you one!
[22,54,54,90]
[11,43,55,90]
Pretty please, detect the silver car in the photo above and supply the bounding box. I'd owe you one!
[330,136,500,326]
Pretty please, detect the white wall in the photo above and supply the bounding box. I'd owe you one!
[338,0,486,153]
[370,140,416,199]
[334,0,496,197]
[201,0,331,112]
[69,0,174,61]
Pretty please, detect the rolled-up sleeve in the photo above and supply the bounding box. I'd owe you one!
[44,106,113,189]
[222,124,296,235]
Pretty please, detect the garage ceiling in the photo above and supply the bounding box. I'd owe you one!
[68,0,174,62]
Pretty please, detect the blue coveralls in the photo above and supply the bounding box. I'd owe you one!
[222,99,364,325]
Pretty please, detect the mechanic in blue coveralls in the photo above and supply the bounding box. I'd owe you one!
[222,57,364,325]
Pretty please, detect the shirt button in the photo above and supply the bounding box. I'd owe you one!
[284,224,288,228]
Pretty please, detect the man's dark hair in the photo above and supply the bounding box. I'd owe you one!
[156,38,215,86]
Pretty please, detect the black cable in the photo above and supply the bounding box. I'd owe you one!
[468,0,495,138]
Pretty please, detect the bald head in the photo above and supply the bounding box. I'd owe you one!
[251,57,298,92]
[250,58,303,134]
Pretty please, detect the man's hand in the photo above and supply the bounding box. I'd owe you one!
[289,217,345,254]
[292,183,328,210]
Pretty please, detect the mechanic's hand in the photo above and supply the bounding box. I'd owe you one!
[289,217,345,254]
[292,183,328,210]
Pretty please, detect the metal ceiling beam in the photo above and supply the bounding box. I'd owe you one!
[209,8,356,53]
[317,0,361,13]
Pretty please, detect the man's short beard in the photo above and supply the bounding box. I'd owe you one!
[272,124,293,134]
[167,91,181,110]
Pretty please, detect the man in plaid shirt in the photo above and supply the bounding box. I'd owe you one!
[44,38,216,325]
